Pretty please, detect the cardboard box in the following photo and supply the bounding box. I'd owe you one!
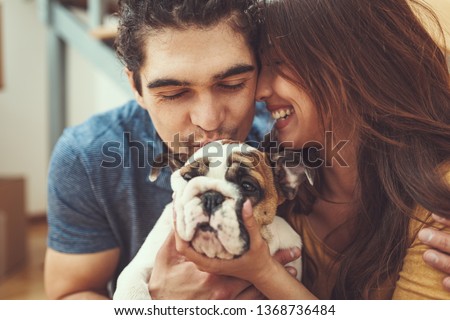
[0,178,27,278]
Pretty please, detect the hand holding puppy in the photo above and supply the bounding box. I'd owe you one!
[174,200,301,287]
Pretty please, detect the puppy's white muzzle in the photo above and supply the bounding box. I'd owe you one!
[172,174,248,259]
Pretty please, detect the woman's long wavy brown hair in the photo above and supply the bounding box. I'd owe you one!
[261,0,450,299]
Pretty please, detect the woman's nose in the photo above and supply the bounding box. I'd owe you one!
[255,66,273,101]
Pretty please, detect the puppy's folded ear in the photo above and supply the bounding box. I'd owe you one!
[150,153,189,182]
[270,149,315,201]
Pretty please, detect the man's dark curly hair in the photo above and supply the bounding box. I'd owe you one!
[115,0,261,94]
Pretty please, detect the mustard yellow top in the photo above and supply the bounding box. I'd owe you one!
[287,172,450,299]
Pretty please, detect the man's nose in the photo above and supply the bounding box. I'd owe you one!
[190,94,225,131]
[201,190,225,214]
[255,66,273,101]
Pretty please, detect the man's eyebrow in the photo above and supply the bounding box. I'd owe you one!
[146,64,255,89]
[147,79,190,89]
[214,64,256,80]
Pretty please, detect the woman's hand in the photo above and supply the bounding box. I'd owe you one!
[418,214,450,291]
[174,200,284,284]
[174,199,317,299]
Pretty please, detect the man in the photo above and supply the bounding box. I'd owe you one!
[44,0,297,300]
[44,0,450,299]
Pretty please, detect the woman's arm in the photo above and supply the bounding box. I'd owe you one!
[174,200,318,300]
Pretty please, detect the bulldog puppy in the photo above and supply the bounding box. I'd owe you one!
[113,140,313,300]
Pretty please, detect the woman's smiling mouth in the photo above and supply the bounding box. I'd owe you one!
[266,105,296,130]
[271,107,294,121]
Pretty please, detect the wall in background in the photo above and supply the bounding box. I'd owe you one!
[0,0,132,216]
[0,3,3,89]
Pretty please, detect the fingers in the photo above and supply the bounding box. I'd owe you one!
[241,200,268,249]
[418,214,450,292]
[431,214,450,227]
[418,228,450,254]
[235,285,266,300]
[173,227,221,273]
[422,248,450,275]
[444,277,450,291]
[272,248,301,279]
[156,231,177,260]
[272,247,301,266]
[173,226,192,256]
[285,266,298,278]
[422,249,450,291]
[241,200,258,235]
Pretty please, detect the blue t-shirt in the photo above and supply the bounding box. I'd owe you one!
[47,99,271,292]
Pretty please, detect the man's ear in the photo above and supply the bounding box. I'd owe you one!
[270,150,315,201]
[149,153,189,182]
[125,68,144,106]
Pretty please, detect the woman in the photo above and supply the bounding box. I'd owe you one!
[176,0,450,299]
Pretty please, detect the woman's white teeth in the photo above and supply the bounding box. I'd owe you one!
[272,108,294,120]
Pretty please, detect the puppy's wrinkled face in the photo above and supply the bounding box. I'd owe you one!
[171,141,280,259]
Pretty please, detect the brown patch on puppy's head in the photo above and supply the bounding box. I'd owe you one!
[179,157,210,181]
[225,150,279,226]
[251,151,280,225]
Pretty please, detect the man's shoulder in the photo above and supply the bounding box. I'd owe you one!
[58,100,156,151]
[50,100,158,168]
[66,100,149,141]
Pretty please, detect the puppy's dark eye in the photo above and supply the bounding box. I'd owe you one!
[241,181,257,193]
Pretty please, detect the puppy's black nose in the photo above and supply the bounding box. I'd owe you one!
[201,191,224,214]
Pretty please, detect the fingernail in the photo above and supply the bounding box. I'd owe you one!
[243,201,253,218]
[287,268,297,276]
[243,209,252,218]
[431,214,447,223]
[290,247,301,259]
[418,229,434,243]
[423,251,439,265]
